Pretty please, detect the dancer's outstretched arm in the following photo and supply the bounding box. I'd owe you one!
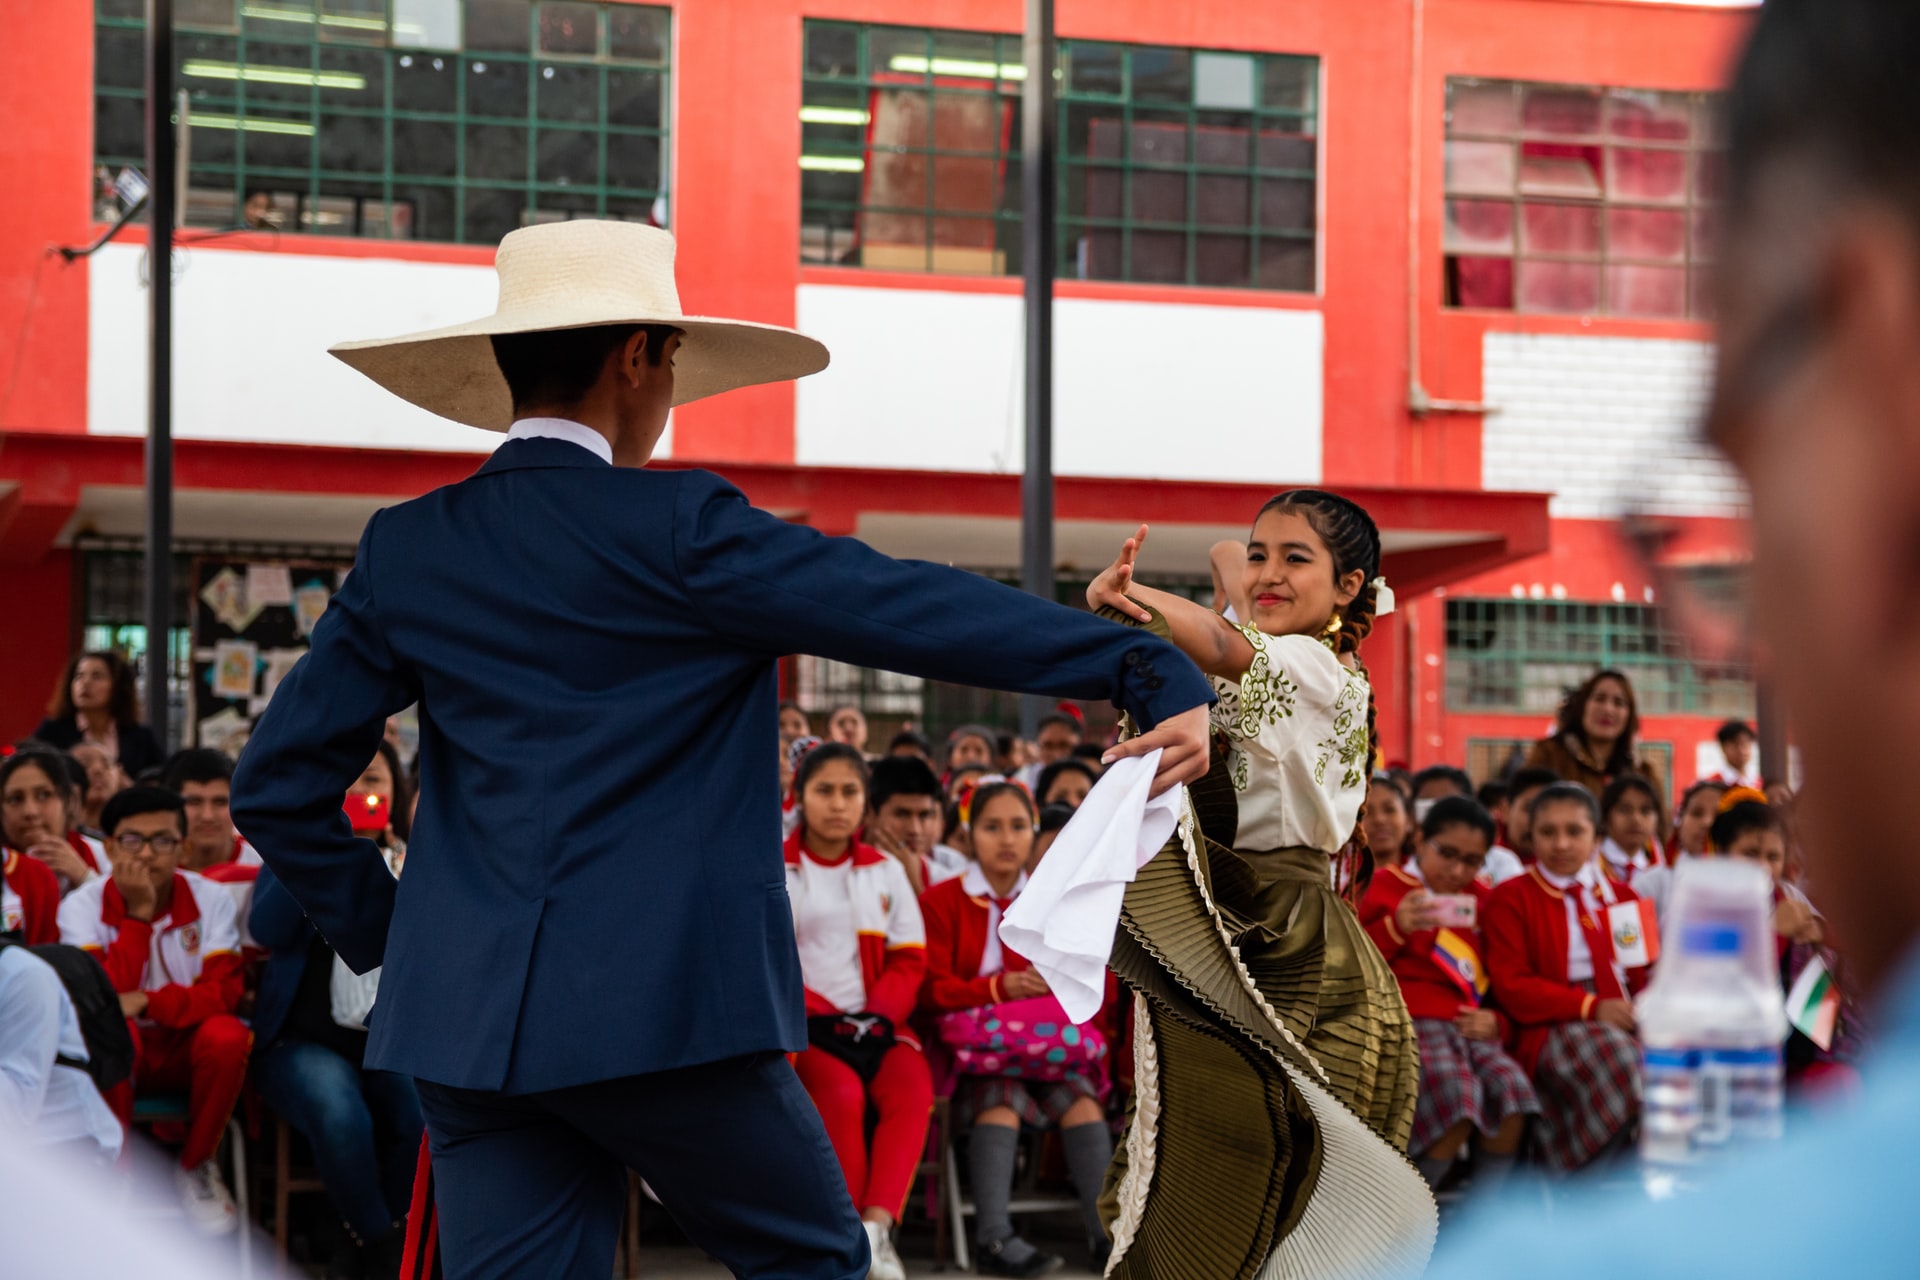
[1086,525,1259,682]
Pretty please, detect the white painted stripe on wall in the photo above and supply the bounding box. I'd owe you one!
[86,242,680,457]
[795,283,1324,484]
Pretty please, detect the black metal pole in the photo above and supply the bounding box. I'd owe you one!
[145,0,176,749]
[1018,0,1057,740]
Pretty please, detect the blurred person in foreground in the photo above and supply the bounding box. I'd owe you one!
[1425,3,1920,1273]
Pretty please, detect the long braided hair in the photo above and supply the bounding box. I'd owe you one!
[1256,489,1384,904]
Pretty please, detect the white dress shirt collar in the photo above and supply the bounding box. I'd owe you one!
[506,417,613,465]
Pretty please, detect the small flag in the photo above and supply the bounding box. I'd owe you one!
[1786,954,1841,1051]
[1431,928,1488,1005]
[1607,899,1660,970]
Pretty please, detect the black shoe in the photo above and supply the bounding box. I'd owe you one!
[977,1237,1066,1277]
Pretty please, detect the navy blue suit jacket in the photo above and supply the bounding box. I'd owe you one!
[246,863,321,1049]
[232,437,1211,1094]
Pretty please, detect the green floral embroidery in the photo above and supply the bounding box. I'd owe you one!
[1312,672,1371,789]
[1230,625,1297,738]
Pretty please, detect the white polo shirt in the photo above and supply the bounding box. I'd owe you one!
[56,870,239,992]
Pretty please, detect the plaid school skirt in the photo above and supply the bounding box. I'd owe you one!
[1533,1020,1640,1172]
[955,1071,1104,1130]
[1408,1018,1540,1157]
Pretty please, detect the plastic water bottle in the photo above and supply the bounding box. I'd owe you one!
[1636,857,1787,1198]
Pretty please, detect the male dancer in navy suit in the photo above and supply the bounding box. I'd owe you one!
[234,221,1213,1280]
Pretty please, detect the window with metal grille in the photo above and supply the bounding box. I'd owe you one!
[1445,597,1752,717]
[800,22,1319,290]
[1441,78,1724,319]
[94,0,670,244]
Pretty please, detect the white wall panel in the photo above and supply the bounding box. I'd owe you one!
[1480,332,1744,517]
[795,283,1323,483]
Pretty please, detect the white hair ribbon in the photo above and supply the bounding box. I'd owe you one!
[1370,576,1396,617]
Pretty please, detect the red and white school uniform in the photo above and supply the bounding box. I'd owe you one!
[1598,836,1666,888]
[3,849,62,944]
[57,869,251,1170]
[1359,866,1537,1157]
[919,867,1112,1128]
[1485,865,1652,1171]
[784,829,932,1219]
[195,834,265,954]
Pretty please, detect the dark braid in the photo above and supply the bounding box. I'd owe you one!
[1257,489,1385,905]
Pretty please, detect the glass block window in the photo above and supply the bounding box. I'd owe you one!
[800,21,1320,290]
[94,0,670,244]
[1445,598,1753,717]
[1442,79,1723,319]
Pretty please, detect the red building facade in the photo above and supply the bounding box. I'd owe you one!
[0,0,1754,786]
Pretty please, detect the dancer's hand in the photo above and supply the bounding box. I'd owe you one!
[1087,526,1155,623]
[1105,705,1210,798]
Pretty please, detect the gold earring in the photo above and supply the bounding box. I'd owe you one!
[1320,611,1344,649]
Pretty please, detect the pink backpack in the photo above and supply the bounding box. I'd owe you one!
[937,994,1109,1085]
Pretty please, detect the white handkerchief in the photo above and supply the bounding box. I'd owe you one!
[999,750,1185,1024]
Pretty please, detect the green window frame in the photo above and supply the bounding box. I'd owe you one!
[800,21,1319,290]
[1444,597,1753,717]
[94,0,671,245]
[1441,77,1724,319]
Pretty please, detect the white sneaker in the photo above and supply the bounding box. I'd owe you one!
[863,1218,906,1280]
[175,1161,238,1236]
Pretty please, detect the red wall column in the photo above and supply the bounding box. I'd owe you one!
[0,553,75,741]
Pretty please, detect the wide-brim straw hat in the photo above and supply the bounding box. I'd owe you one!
[329,221,829,431]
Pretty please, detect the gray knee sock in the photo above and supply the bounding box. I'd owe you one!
[1061,1120,1115,1243]
[969,1123,1024,1249]
[1418,1153,1456,1189]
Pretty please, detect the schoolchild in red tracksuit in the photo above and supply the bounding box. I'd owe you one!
[784,744,929,1280]
[1485,784,1654,1174]
[59,788,249,1233]
[1359,796,1537,1193]
[3,847,61,943]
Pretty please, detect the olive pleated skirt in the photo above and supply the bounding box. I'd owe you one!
[1096,823,1432,1280]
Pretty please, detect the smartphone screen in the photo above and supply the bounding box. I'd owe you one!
[346,793,391,834]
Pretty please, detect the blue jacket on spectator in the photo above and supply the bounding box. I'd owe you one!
[246,863,319,1049]
[232,437,1211,1095]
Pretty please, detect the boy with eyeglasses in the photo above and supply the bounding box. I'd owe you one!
[57,786,248,1235]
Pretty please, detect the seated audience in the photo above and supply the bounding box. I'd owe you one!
[868,756,968,894]
[33,651,165,779]
[779,700,811,746]
[350,741,411,868]
[161,749,263,879]
[1409,764,1474,821]
[1522,670,1664,802]
[784,743,930,1280]
[58,787,247,1232]
[887,730,934,765]
[2,749,109,892]
[67,743,123,835]
[944,726,997,777]
[1362,773,1415,871]
[1361,797,1538,1192]
[783,735,822,838]
[250,859,420,1272]
[3,840,62,944]
[1634,778,1729,923]
[1032,804,1074,867]
[1035,758,1098,812]
[1495,766,1561,871]
[0,943,123,1161]
[828,704,870,754]
[1708,797,1862,1088]
[1485,783,1652,1174]
[1597,773,1668,887]
[1032,713,1082,768]
[1710,718,1760,786]
[919,782,1112,1276]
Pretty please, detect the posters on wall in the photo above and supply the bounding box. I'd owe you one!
[191,557,349,756]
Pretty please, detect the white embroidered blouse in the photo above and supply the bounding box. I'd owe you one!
[1209,625,1371,855]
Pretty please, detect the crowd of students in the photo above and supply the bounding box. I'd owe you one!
[1,649,1864,1278]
